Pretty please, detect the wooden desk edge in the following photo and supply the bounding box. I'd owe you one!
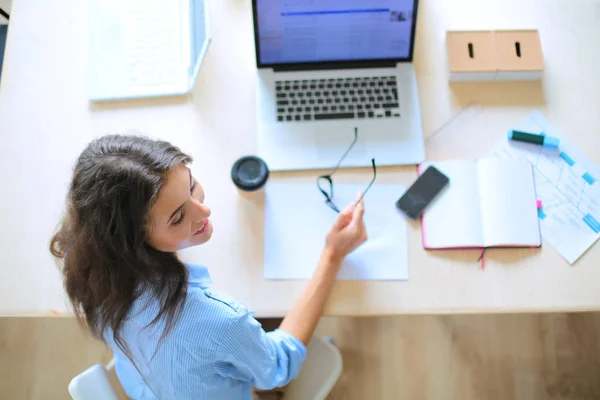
[3,306,600,319]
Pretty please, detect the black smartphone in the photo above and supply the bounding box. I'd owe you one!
[396,166,450,219]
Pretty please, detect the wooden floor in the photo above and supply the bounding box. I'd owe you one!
[316,314,600,400]
[2,313,600,399]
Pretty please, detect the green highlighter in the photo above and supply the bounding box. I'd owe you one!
[508,130,560,149]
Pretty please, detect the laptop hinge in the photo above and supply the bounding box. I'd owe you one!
[272,60,398,73]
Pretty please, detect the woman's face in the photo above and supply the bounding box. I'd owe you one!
[147,163,213,252]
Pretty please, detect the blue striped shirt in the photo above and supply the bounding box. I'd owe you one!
[104,264,307,399]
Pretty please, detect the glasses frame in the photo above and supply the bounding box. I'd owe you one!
[316,127,377,213]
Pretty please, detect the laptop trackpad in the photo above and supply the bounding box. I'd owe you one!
[314,129,367,161]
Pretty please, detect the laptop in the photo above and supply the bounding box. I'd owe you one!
[253,0,425,171]
[89,0,210,101]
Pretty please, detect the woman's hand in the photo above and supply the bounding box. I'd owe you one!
[323,194,367,265]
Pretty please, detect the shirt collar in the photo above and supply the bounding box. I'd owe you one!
[186,263,212,287]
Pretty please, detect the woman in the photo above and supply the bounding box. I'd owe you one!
[51,135,367,399]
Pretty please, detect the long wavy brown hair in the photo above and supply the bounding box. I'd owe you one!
[50,134,192,360]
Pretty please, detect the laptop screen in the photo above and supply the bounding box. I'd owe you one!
[254,0,418,67]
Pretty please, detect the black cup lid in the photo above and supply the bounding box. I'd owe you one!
[231,156,269,191]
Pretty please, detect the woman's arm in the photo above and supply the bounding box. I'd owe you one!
[280,198,366,345]
[213,198,366,390]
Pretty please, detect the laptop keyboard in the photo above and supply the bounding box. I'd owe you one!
[275,76,400,122]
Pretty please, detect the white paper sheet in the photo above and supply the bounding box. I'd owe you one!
[492,111,600,264]
[264,183,408,280]
[420,160,484,249]
[477,158,540,247]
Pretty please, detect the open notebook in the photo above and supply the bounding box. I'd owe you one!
[420,158,541,249]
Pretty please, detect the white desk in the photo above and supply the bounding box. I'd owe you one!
[1,0,600,316]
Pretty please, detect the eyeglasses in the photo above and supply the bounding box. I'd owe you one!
[317,127,376,213]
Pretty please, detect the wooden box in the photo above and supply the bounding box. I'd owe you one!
[495,30,544,81]
[447,29,544,81]
[447,30,497,81]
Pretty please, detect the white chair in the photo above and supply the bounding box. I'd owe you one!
[283,336,343,400]
[68,336,342,400]
[68,359,126,400]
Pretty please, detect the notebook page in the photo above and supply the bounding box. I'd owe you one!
[421,161,484,249]
[477,158,541,247]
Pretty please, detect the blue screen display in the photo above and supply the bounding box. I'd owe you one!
[256,0,416,65]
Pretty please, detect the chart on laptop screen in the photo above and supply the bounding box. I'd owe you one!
[256,0,416,64]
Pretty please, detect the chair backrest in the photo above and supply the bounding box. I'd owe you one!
[70,338,342,400]
[68,364,120,400]
[283,336,343,400]
[68,360,128,400]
